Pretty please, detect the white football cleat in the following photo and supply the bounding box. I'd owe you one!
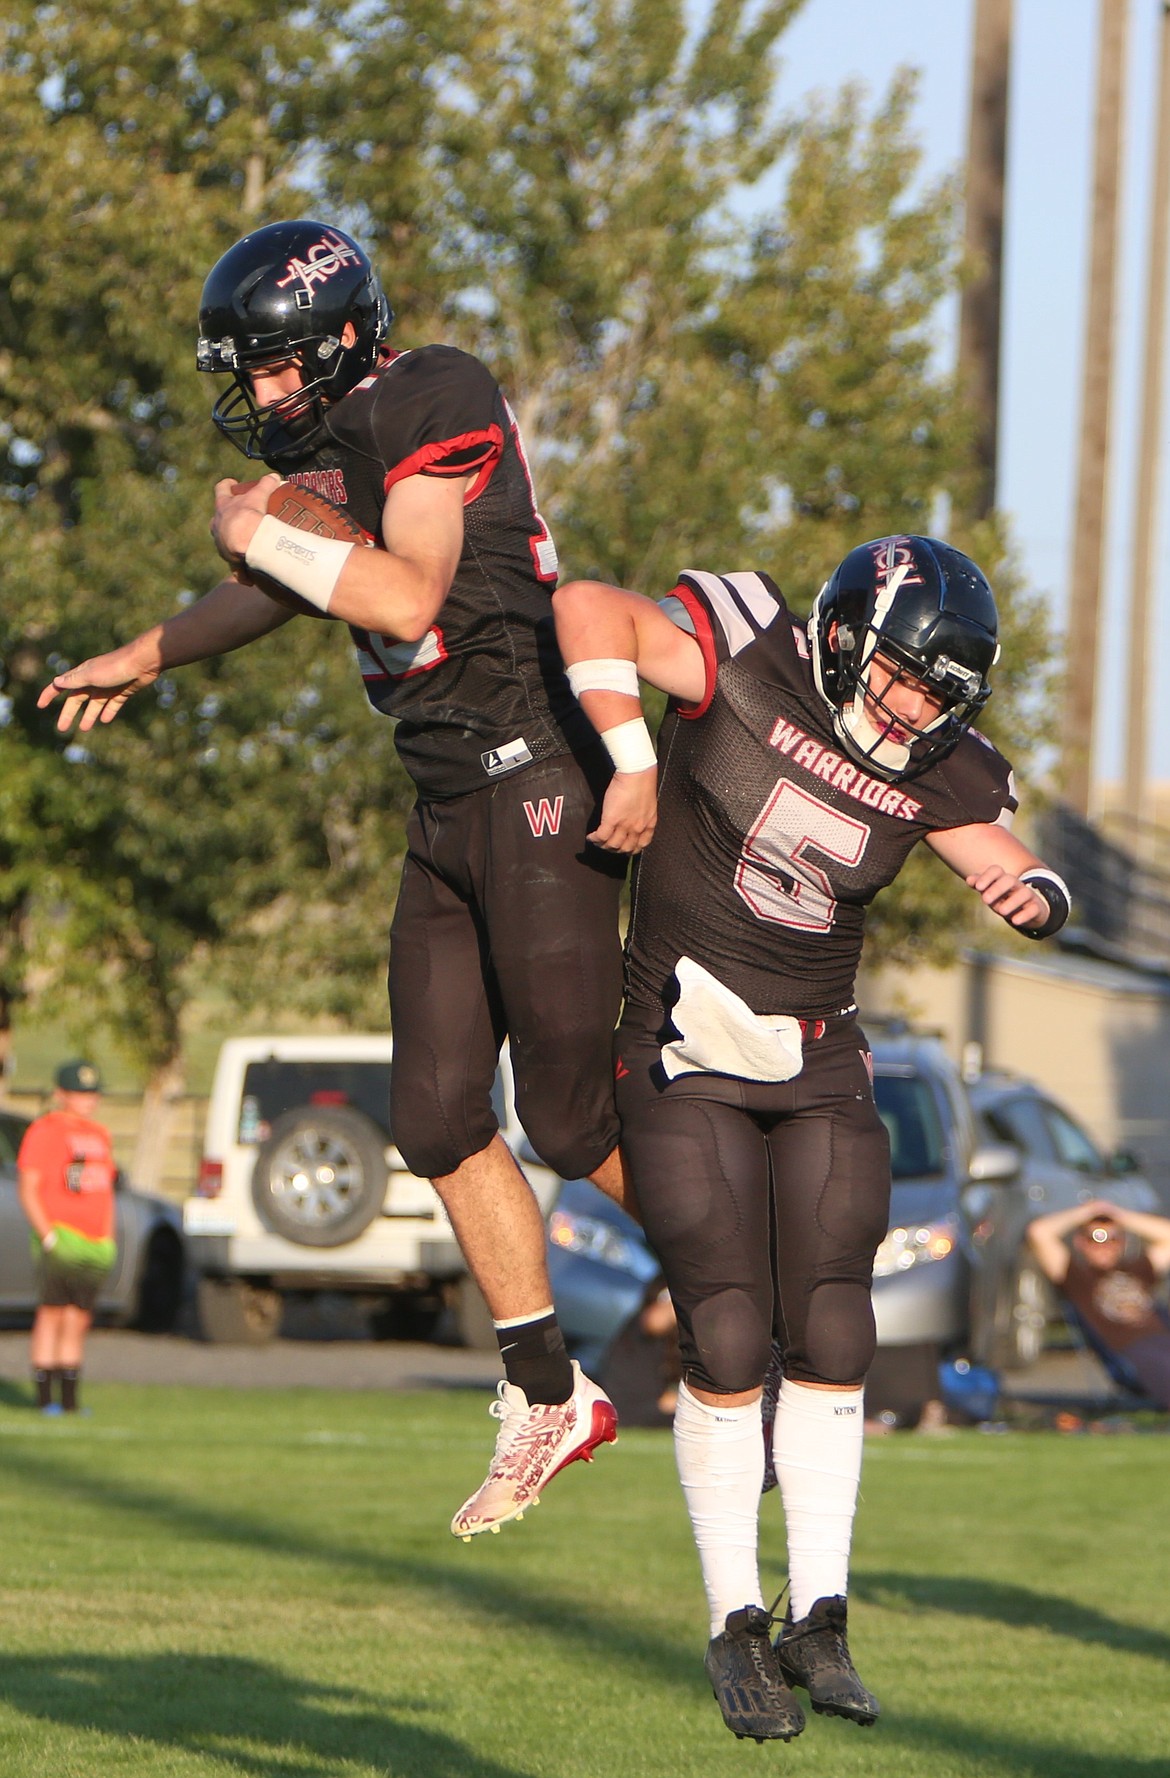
[451,1360,618,1540]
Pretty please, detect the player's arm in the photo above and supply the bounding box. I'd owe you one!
[1024,1203,1090,1285]
[925,822,1070,936]
[17,1165,54,1245]
[1104,1205,1170,1274]
[551,579,707,854]
[37,577,295,734]
[212,469,469,640]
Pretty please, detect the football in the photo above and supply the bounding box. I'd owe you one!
[233,479,372,616]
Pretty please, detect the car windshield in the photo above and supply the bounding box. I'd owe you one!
[874,1073,946,1179]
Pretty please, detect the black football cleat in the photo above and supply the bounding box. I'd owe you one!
[774,1594,880,1726]
[704,1605,806,1743]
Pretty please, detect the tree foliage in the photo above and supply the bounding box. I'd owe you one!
[0,0,1056,1088]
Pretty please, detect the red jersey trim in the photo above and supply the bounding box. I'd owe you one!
[382,426,505,497]
[670,582,719,719]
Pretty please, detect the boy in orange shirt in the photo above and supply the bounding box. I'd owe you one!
[17,1060,117,1413]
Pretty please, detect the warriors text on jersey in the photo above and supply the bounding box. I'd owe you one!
[273,344,591,797]
[624,569,1018,1024]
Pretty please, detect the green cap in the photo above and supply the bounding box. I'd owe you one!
[54,1059,103,1094]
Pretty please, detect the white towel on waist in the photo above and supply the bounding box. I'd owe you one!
[661,956,805,1082]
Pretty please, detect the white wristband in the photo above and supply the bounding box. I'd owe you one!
[244,513,355,613]
[565,657,640,698]
[42,1229,58,1252]
[601,717,657,773]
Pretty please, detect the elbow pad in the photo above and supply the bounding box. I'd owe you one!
[1018,868,1071,940]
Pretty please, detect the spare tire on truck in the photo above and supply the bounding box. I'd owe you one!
[251,1105,389,1248]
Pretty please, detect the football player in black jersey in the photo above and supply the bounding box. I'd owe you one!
[552,537,1070,1743]
[39,220,631,1539]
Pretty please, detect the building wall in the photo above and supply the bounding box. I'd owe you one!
[860,949,1170,1200]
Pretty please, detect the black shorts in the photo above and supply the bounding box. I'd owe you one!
[389,751,626,1180]
[37,1249,113,1314]
[614,1013,891,1392]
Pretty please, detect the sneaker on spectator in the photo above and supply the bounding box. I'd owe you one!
[451,1360,617,1540]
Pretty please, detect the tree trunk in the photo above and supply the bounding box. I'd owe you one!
[131,1055,187,1196]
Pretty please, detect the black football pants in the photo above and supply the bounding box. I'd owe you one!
[389,752,625,1181]
[615,1017,891,1392]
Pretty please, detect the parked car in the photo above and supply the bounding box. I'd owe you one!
[549,1030,1022,1426]
[182,1035,560,1344]
[0,1107,185,1329]
[962,1072,1162,1370]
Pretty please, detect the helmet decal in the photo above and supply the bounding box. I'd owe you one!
[274,230,365,305]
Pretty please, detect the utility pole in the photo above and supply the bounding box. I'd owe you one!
[959,0,1013,522]
[1123,1,1170,829]
[1063,0,1129,818]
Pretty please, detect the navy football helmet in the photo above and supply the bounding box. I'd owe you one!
[808,535,1000,781]
[196,220,392,465]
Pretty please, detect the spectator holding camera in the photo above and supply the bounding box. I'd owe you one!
[16,1060,118,1414]
[1026,1198,1170,1408]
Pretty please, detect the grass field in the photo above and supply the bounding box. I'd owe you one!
[0,1383,1166,1778]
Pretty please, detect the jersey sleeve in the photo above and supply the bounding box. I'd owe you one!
[369,347,505,494]
[928,730,1019,830]
[669,570,788,718]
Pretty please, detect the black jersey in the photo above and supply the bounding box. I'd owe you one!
[624,569,1018,1022]
[274,344,591,798]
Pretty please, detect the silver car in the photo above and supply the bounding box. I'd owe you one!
[962,1073,1162,1370]
[0,1108,186,1328]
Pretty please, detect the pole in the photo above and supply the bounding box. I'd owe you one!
[1063,0,1129,818]
[1122,2,1170,829]
[959,0,1013,522]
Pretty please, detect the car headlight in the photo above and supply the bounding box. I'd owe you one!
[549,1209,654,1278]
[872,1215,960,1278]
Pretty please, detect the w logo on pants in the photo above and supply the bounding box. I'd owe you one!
[523,795,564,837]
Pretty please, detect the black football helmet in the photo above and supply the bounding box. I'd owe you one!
[196,219,392,466]
[808,535,1000,781]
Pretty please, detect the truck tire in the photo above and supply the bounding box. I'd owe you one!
[251,1105,388,1248]
[990,1256,1053,1371]
[134,1226,185,1333]
[197,1275,282,1345]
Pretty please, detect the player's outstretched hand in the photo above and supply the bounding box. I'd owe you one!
[211,471,283,569]
[37,642,161,733]
[966,865,1047,928]
[588,768,658,854]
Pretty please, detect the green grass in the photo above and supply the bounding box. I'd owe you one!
[0,1384,1166,1777]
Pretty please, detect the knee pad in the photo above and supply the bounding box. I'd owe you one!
[390,1074,498,1183]
[687,1288,772,1395]
[785,1281,876,1386]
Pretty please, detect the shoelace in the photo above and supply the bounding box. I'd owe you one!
[483,1386,569,1482]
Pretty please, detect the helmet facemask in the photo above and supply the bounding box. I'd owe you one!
[198,324,381,464]
[835,628,993,779]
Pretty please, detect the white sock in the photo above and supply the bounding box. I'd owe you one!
[772,1378,864,1619]
[673,1379,765,1636]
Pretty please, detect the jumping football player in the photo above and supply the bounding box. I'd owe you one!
[39,219,629,1537]
[553,537,1070,1742]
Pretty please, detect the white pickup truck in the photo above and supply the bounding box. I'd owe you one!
[183,1034,559,1344]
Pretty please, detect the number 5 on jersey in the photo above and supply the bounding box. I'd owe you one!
[736,781,869,932]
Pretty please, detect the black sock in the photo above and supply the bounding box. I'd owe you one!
[32,1369,53,1410]
[59,1369,80,1412]
[495,1311,573,1405]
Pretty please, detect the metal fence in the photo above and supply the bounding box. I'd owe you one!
[1035,804,1170,969]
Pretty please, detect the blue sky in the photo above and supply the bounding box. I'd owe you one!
[766,0,1168,785]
